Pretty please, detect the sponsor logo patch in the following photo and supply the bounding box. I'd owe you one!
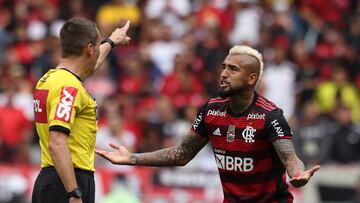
[271,119,284,137]
[33,89,49,123]
[207,110,226,117]
[247,113,265,120]
[214,153,254,172]
[213,128,222,136]
[55,87,78,122]
[192,112,203,130]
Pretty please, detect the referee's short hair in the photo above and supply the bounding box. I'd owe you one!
[60,17,98,58]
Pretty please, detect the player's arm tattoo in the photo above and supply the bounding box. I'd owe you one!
[130,131,209,166]
[272,139,305,178]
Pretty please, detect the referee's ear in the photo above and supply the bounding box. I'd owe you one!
[87,43,94,55]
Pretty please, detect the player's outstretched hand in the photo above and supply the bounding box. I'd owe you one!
[109,20,131,46]
[95,143,131,165]
[289,165,320,187]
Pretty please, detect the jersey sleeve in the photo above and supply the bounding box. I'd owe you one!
[48,86,84,135]
[265,108,293,141]
[191,103,208,137]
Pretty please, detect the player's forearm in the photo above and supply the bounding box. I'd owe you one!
[284,156,305,178]
[94,43,112,72]
[272,139,305,178]
[49,133,78,192]
[130,146,194,167]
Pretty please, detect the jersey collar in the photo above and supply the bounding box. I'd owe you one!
[58,68,83,82]
[227,92,258,118]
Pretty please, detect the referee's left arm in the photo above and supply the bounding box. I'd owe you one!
[48,130,79,194]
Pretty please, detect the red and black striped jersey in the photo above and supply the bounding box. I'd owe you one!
[191,92,294,203]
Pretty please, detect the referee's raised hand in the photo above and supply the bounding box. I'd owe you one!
[108,20,131,46]
[95,143,131,165]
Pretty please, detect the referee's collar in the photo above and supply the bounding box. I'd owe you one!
[58,68,83,82]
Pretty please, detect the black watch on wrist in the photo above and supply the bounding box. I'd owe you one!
[101,38,115,49]
[67,187,82,199]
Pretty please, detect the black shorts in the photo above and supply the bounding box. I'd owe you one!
[32,167,95,203]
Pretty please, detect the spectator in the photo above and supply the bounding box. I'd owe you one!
[96,0,141,36]
[84,61,116,106]
[96,112,137,171]
[160,53,206,109]
[293,99,329,165]
[0,1,359,202]
[27,1,64,41]
[323,103,360,164]
[262,42,297,119]
[144,0,191,38]
[228,0,262,46]
[315,65,360,122]
[147,23,185,76]
[0,83,31,163]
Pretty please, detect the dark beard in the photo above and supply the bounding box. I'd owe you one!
[218,87,243,99]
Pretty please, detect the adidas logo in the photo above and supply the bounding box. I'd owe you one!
[213,128,222,136]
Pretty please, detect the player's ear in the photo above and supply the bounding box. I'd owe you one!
[248,73,258,86]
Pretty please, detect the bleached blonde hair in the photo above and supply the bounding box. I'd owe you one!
[229,45,264,79]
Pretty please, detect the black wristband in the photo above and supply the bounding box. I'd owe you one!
[67,187,82,199]
[101,38,115,49]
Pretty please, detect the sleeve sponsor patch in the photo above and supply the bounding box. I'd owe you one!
[266,109,293,141]
[33,89,49,123]
[191,104,208,137]
[54,87,78,123]
[192,111,203,130]
[270,119,284,137]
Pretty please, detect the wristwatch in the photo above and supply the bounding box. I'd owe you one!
[101,38,115,49]
[67,187,82,199]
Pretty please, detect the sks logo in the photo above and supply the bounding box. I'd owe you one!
[207,110,226,117]
[55,87,78,122]
[247,113,265,120]
[214,153,254,172]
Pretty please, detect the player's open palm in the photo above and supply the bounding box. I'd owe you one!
[95,143,131,165]
[289,165,320,187]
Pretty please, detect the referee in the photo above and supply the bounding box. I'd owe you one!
[32,17,130,203]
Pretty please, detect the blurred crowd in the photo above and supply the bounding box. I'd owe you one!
[0,0,360,175]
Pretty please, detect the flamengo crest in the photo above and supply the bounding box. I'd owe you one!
[242,126,256,143]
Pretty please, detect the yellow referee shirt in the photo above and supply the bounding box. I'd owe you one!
[33,68,98,171]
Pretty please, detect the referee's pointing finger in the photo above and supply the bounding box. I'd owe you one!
[122,20,130,31]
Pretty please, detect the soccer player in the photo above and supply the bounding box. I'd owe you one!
[32,17,130,203]
[95,45,320,202]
